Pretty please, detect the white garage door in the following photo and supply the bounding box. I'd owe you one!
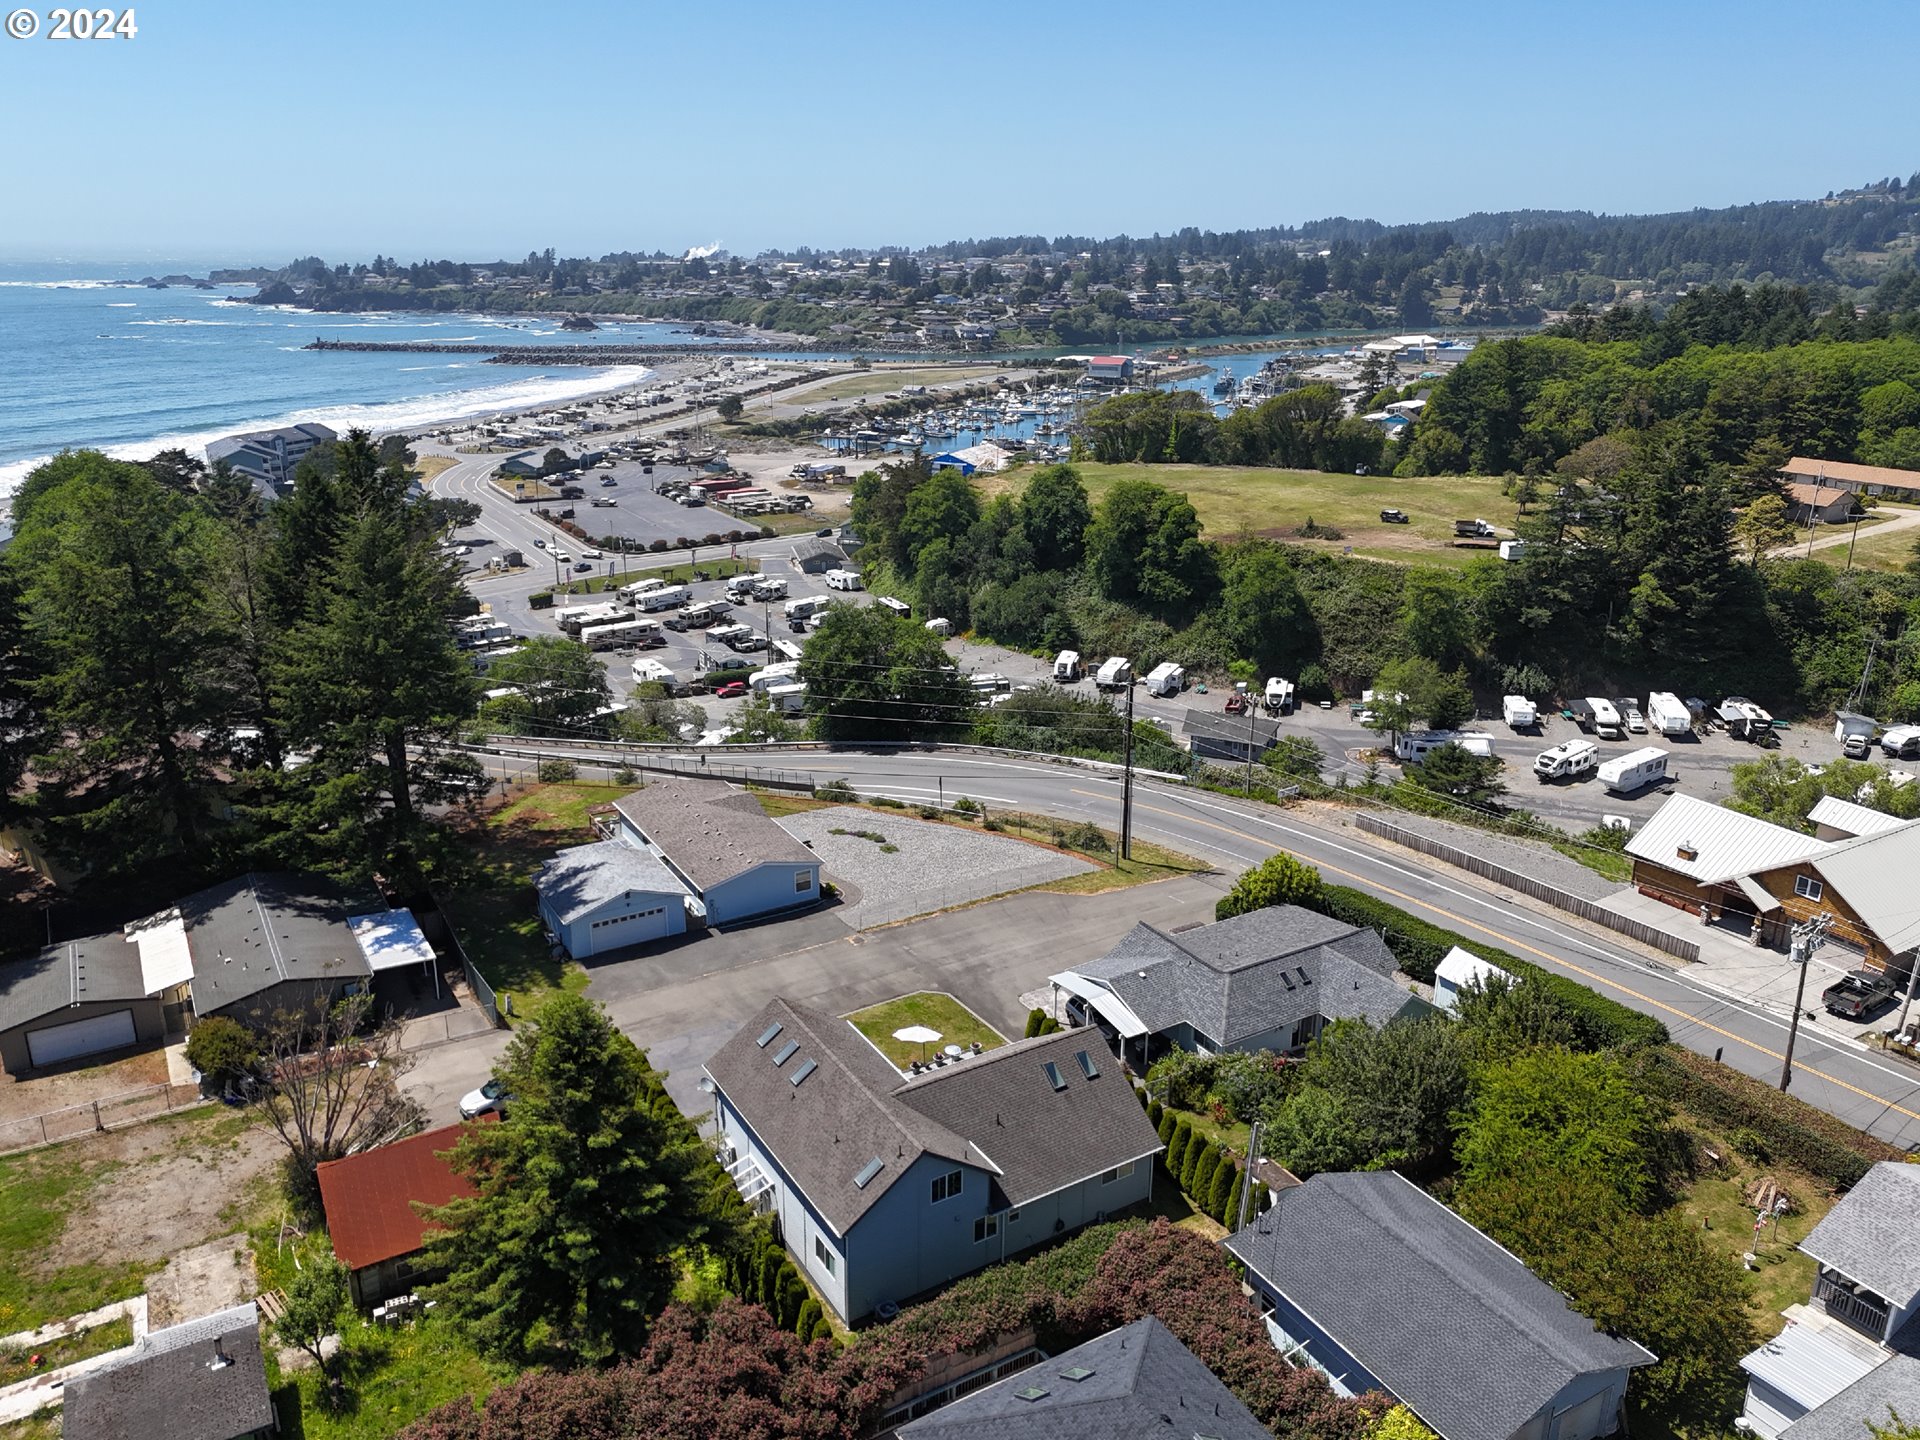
[584,901,676,955]
[26,1009,137,1067]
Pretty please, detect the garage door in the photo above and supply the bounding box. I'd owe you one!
[584,902,676,955]
[26,1009,137,1067]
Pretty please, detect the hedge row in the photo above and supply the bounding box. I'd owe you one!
[1633,1045,1906,1189]
[1310,883,1670,1052]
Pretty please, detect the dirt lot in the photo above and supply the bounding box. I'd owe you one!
[144,1233,257,1329]
[0,1048,171,1124]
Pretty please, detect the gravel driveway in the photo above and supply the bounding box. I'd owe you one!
[777,807,1095,927]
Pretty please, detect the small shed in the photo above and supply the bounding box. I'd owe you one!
[1432,946,1514,1014]
[1182,708,1281,764]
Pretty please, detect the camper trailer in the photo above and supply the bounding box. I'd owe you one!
[1534,738,1600,782]
[1647,692,1693,737]
[1053,650,1083,683]
[1263,677,1295,716]
[1598,747,1670,795]
[1145,662,1186,698]
[1396,731,1498,764]
[1501,695,1538,730]
[1094,657,1132,692]
[1585,697,1625,741]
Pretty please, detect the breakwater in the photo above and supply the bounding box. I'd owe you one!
[303,339,789,363]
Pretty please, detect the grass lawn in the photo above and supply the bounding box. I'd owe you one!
[1155,1101,1252,1156]
[441,783,628,1019]
[1811,509,1920,573]
[0,1150,154,1335]
[980,461,1516,565]
[412,455,458,485]
[847,992,1006,1068]
[1143,1161,1228,1240]
[0,1314,134,1386]
[787,366,988,405]
[267,1313,508,1440]
[538,555,756,598]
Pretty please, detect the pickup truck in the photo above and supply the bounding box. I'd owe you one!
[1822,969,1895,1019]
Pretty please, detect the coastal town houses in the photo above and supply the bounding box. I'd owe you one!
[702,997,1162,1324]
[204,421,336,497]
[1047,905,1428,1073]
[1741,1162,1920,1438]
[1624,794,1920,977]
[1226,1172,1655,1440]
[1780,456,1920,504]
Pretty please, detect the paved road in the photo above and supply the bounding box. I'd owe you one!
[469,742,1920,1149]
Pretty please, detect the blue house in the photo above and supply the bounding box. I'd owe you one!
[704,998,1163,1324]
[1226,1172,1653,1440]
[534,840,690,958]
[608,777,822,928]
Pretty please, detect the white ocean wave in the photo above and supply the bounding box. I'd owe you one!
[0,364,652,503]
[105,302,138,308]
[128,318,234,327]
[0,278,140,290]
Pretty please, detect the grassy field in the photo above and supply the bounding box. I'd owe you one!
[787,366,990,406]
[847,992,1006,1068]
[267,1313,506,1440]
[0,1313,133,1387]
[441,783,629,1019]
[538,555,755,598]
[981,462,1517,569]
[0,1148,155,1334]
[412,455,458,485]
[1810,509,1920,573]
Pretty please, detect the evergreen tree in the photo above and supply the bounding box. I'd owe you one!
[1190,1144,1221,1201]
[420,995,712,1366]
[1208,1152,1239,1220]
[1166,1120,1192,1180]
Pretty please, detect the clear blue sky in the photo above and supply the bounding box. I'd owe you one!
[4,0,1916,265]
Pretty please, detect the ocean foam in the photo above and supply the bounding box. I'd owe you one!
[0,364,651,503]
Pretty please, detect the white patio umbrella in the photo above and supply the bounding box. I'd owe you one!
[892,1025,942,1063]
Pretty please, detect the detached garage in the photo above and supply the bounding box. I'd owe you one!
[535,840,690,959]
[0,935,166,1075]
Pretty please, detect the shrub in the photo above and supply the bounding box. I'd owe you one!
[794,1295,823,1338]
[614,766,637,785]
[183,1016,260,1090]
[952,795,980,815]
[1207,1152,1239,1218]
[1180,1129,1207,1193]
[1038,1015,1061,1034]
[1059,820,1111,853]
[917,805,941,820]
[870,795,906,809]
[815,778,857,802]
[1166,1121,1193,1180]
[1727,1127,1772,1163]
[536,758,578,782]
[982,818,1004,832]
[648,538,669,553]
[1147,1098,1164,1129]
[1025,1008,1046,1038]
[1190,1146,1221,1203]
[1217,852,1326,921]
[1157,1109,1178,1145]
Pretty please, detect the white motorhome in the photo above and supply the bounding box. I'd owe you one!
[554,602,626,635]
[1534,738,1600,782]
[784,595,831,621]
[876,595,912,619]
[1501,695,1538,730]
[750,662,802,692]
[1881,724,1920,760]
[618,577,669,603]
[1585,697,1625,740]
[1598,747,1670,795]
[770,639,804,664]
[1054,650,1083,683]
[1395,730,1498,763]
[1145,662,1186,698]
[579,618,664,651]
[1647,692,1693,737]
[750,576,788,601]
[725,574,759,600]
[635,584,690,613]
[763,682,807,713]
[825,568,864,591]
[1095,657,1132,692]
[630,657,682,693]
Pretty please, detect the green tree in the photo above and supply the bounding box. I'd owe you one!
[1266,734,1327,783]
[714,393,745,420]
[1084,478,1215,614]
[1733,494,1797,563]
[479,636,610,737]
[1409,742,1506,805]
[896,468,981,578]
[182,1016,260,1092]
[1215,852,1326,921]
[9,452,226,872]
[615,683,707,744]
[1728,754,1905,831]
[1451,973,1575,1063]
[724,688,800,744]
[1455,1047,1665,1209]
[1366,656,1474,741]
[0,567,46,825]
[1017,464,1093,567]
[797,603,973,742]
[420,994,712,1366]
[1398,569,1477,668]
[1166,1120,1193,1181]
[1217,543,1314,675]
[275,1254,350,1383]
[1189,1144,1220,1202]
[1266,1018,1470,1176]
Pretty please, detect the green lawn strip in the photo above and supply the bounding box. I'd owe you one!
[0,1410,60,1440]
[783,367,987,405]
[1811,515,1920,573]
[1156,1102,1251,1156]
[267,1313,508,1440]
[847,992,1006,1068]
[0,1314,134,1386]
[0,1151,155,1333]
[538,555,756,599]
[1549,839,1633,883]
[1034,836,1212,895]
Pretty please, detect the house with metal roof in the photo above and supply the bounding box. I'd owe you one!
[609,778,821,927]
[702,997,1163,1323]
[1226,1172,1654,1440]
[316,1115,495,1308]
[895,1316,1273,1440]
[1741,1162,1920,1439]
[1049,906,1427,1072]
[533,839,691,958]
[62,1302,274,1440]
[1808,796,1908,843]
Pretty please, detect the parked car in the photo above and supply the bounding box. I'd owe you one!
[459,1077,510,1119]
[1823,970,1896,1019]
[715,680,749,699]
[1843,733,1873,760]
[600,476,617,487]
[816,526,834,538]
[533,538,546,549]
[573,561,593,572]
[1379,508,1409,524]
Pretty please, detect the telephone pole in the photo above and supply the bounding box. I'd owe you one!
[1779,914,1834,1091]
[1119,680,1136,861]
[1235,1120,1263,1234]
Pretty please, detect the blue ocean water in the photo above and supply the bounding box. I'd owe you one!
[0,259,751,499]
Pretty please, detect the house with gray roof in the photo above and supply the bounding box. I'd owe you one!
[176,871,374,1024]
[1049,906,1428,1071]
[896,1316,1272,1440]
[63,1301,274,1440]
[703,997,1163,1323]
[0,934,166,1074]
[1226,1172,1653,1440]
[609,777,821,926]
[533,839,690,958]
[205,421,335,498]
[1742,1162,1920,1440]
[789,536,847,573]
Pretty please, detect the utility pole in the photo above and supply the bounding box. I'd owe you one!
[1119,679,1136,861]
[1235,1120,1262,1234]
[1243,696,1257,797]
[1779,914,1834,1091]
[1895,954,1920,1044]
[1846,515,1864,571]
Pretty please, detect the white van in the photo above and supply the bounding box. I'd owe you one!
[1535,738,1600,782]
[1598,747,1670,795]
[1054,650,1083,683]
[1145,662,1186,698]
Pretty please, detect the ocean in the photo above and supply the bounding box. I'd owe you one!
[0,260,752,502]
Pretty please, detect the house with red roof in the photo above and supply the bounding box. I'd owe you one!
[315,1115,494,1307]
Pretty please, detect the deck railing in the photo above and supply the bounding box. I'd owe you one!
[1815,1272,1890,1340]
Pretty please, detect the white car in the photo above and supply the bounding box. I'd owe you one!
[579,548,603,559]
[458,1077,510,1119]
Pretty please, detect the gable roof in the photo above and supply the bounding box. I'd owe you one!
[534,840,689,926]
[1183,708,1283,750]
[1808,796,1908,840]
[897,1316,1272,1440]
[1065,908,1412,1047]
[0,933,151,1030]
[178,871,374,1011]
[1781,1353,1920,1440]
[317,1116,496,1271]
[63,1302,273,1440]
[706,998,976,1236]
[612,778,819,893]
[1799,1162,1920,1302]
[1807,823,1920,956]
[1624,793,1830,885]
[1226,1172,1653,1440]
[1782,457,1920,491]
[893,1030,1164,1210]
[706,1000,1162,1234]
[1786,481,1853,511]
